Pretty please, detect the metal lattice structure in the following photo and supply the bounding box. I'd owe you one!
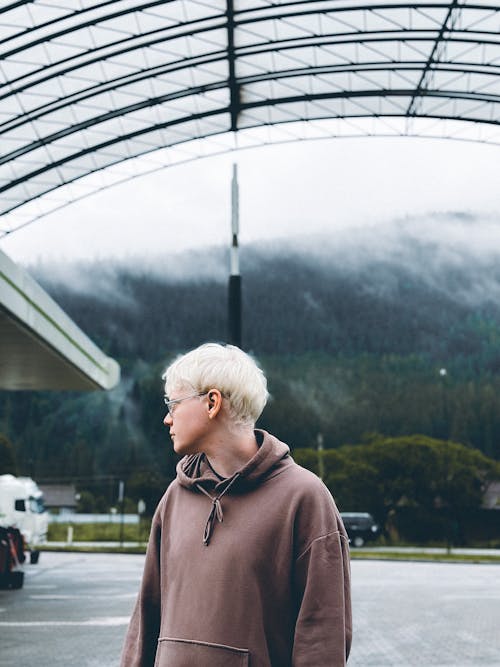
[1,0,500,234]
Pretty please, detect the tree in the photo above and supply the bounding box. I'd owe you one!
[292,435,500,539]
[126,470,168,517]
[0,433,17,474]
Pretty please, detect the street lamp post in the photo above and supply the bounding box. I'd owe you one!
[439,368,452,553]
[439,367,448,439]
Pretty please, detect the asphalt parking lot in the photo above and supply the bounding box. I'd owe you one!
[349,559,499,666]
[0,553,498,666]
[0,552,140,667]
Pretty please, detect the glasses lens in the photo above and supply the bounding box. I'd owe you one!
[164,392,207,415]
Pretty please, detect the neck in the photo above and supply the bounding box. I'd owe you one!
[204,426,258,479]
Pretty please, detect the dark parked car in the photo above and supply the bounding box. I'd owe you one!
[340,512,380,547]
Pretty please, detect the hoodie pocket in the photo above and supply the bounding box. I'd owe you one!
[155,637,249,667]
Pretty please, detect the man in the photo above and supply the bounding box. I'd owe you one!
[121,343,352,666]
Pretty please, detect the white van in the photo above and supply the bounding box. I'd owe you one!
[0,475,48,563]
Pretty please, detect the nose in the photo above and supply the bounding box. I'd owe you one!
[164,412,173,426]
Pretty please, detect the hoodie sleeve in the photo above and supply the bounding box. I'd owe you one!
[292,522,352,665]
[120,509,162,667]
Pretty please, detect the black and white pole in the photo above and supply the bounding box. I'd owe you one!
[228,163,242,348]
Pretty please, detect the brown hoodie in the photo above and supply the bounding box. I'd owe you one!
[120,430,352,666]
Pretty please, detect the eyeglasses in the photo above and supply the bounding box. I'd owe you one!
[163,391,208,415]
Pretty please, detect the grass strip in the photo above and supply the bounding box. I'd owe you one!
[40,544,147,555]
[351,551,500,564]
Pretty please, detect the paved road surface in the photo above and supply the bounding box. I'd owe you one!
[0,553,498,666]
[0,552,141,667]
[349,560,499,666]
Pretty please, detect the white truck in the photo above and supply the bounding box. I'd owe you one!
[0,475,48,564]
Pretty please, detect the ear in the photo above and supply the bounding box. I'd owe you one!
[207,389,223,419]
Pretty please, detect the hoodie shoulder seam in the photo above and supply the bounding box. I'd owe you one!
[296,530,342,562]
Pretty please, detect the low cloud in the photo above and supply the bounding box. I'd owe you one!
[30,211,500,310]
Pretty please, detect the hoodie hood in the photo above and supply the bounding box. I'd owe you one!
[175,429,291,546]
[176,429,290,491]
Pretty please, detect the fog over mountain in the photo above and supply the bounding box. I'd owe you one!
[265,212,500,306]
[29,211,500,363]
[32,210,500,303]
[3,211,500,485]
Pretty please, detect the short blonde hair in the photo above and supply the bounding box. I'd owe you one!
[163,343,268,426]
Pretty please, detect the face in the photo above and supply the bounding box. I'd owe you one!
[163,387,211,457]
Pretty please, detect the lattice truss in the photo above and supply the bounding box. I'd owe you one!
[1,0,500,230]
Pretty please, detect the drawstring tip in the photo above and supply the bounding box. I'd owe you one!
[198,475,240,546]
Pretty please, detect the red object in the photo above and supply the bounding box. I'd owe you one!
[0,526,25,589]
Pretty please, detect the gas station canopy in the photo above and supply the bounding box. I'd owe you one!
[0,247,120,390]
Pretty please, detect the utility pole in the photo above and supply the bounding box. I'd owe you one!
[228,163,242,347]
[118,480,125,547]
[439,368,453,553]
[317,433,325,481]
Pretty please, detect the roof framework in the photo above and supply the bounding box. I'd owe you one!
[1,0,500,234]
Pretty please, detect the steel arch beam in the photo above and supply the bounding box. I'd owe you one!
[1,0,500,231]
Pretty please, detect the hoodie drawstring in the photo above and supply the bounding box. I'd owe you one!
[196,473,241,546]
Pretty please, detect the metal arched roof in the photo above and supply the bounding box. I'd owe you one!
[1,0,500,233]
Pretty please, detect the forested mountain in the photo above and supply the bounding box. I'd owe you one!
[2,213,500,510]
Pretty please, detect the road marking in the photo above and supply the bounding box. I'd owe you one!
[0,617,130,627]
[444,594,500,600]
[29,593,136,600]
[29,595,82,600]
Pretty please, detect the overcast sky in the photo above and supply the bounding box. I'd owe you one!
[2,133,500,266]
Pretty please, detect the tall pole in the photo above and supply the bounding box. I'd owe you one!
[439,367,452,553]
[118,480,125,547]
[228,163,242,347]
[317,433,325,481]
